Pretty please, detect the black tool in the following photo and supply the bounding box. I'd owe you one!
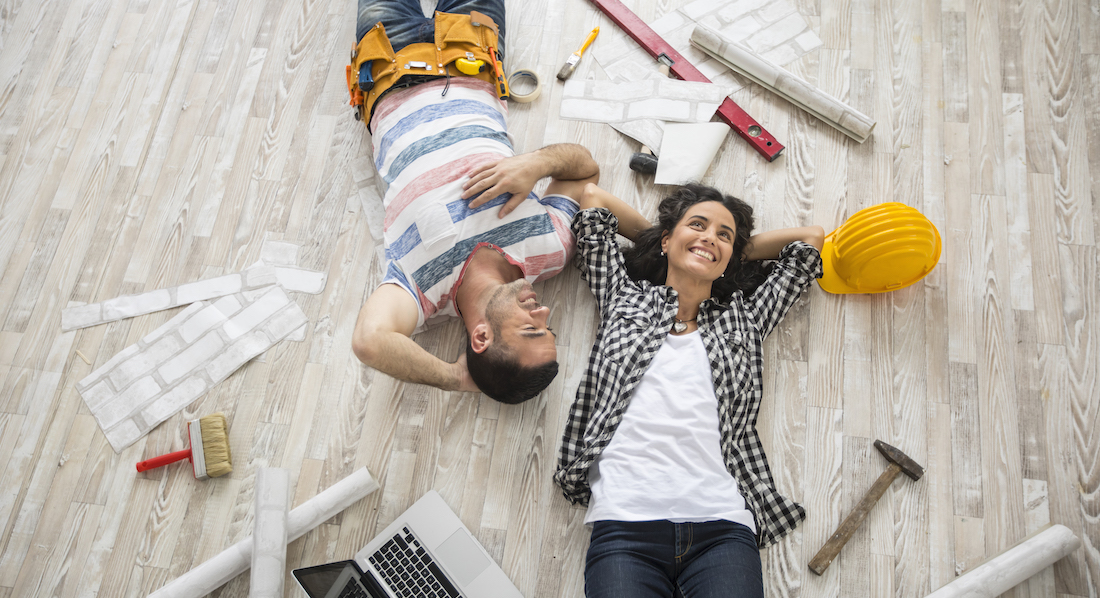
[629,145,658,175]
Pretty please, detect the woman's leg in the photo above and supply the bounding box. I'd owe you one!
[357,0,434,49]
[585,521,678,598]
[673,521,764,598]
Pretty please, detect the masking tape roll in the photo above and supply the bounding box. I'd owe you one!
[508,69,541,103]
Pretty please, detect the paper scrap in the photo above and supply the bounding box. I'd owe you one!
[655,122,730,185]
[62,266,277,331]
[78,286,308,452]
[560,78,730,124]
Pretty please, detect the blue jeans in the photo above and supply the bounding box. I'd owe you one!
[357,0,506,55]
[585,520,765,598]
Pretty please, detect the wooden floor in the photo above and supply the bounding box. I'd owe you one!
[0,0,1097,596]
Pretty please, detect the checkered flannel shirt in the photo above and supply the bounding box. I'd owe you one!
[553,208,823,547]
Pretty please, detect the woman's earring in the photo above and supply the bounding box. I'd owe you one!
[660,250,666,256]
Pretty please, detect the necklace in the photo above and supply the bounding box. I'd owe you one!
[673,317,697,333]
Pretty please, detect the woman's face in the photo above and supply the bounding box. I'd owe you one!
[660,201,737,283]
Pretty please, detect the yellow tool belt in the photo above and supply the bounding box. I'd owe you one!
[347,11,502,128]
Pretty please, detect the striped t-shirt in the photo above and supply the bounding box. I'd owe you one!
[373,78,579,332]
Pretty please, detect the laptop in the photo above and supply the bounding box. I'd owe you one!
[292,490,522,598]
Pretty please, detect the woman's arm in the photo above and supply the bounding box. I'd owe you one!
[578,183,651,242]
[743,226,825,260]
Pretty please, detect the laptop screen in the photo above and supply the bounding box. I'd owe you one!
[292,561,390,598]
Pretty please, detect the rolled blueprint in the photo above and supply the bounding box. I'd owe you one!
[690,23,876,143]
[250,468,289,598]
[925,524,1081,598]
[150,467,380,598]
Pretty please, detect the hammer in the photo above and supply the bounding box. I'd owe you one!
[808,439,924,575]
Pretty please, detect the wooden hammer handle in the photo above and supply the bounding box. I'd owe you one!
[808,462,901,575]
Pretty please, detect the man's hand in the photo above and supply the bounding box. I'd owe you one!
[462,153,543,218]
[451,353,481,393]
[461,143,599,218]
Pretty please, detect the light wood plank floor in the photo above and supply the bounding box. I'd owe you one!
[0,0,1097,596]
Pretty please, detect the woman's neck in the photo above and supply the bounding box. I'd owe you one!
[665,272,712,321]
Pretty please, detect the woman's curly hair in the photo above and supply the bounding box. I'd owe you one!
[623,184,772,300]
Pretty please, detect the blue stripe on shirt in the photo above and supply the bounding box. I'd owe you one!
[411,214,557,292]
[539,194,580,218]
[386,223,422,261]
[445,192,533,222]
[376,100,507,170]
[382,260,415,296]
[382,126,512,184]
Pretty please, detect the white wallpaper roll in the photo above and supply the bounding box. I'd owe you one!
[925,524,1080,598]
[250,468,289,598]
[690,23,876,143]
[150,467,380,598]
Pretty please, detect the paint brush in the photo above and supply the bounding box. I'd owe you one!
[556,27,599,80]
[136,413,233,479]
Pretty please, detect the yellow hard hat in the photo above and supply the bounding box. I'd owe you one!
[818,203,942,294]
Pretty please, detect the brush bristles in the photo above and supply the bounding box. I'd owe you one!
[198,413,233,478]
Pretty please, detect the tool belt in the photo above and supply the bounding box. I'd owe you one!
[347,11,502,129]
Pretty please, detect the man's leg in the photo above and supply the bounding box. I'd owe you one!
[357,0,435,49]
[434,0,506,53]
[672,521,764,598]
[585,521,677,598]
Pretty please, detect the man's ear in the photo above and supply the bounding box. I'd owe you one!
[470,321,493,354]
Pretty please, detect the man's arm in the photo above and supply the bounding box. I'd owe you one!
[577,183,650,242]
[462,143,600,217]
[352,285,479,392]
[743,226,825,260]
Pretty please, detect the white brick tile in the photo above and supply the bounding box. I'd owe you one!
[285,323,307,342]
[262,303,309,342]
[107,335,183,390]
[104,419,142,452]
[78,344,141,391]
[61,303,102,331]
[143,302,205,344]
[102,290,172,322]
[177,273,243,305]
[223,288,290,340]
[80,380,116,410]
[141,376,208,424]
[206,331,270,382]
[158,333,226,384]
[98,376,162,428]
[627,98,691,121]
[179,305,227,344]
[560,98,624,122]
[274,267,327,294]
[261,241,299,266]
[241,265,277,289]
[213,295,243,316]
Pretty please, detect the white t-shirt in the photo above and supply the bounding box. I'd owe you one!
[585,330,757,533]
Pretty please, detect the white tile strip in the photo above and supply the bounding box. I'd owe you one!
[149,467,381,598]
[560,79,729,124]
[592,0,823,150]
[77,286,308,452]
[61,266,277,331]
[654,122,730,185]
[691,23,875,143]
[251,468,289,598]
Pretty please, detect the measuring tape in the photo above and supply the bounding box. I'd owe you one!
[507,69,541,103]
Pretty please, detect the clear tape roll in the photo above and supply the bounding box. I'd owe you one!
[508,69,541,103]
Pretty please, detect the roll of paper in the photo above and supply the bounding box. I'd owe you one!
[250,468,289,598]
[690,23,876,143]
[925,524,1081,598]
[150,467,380,598]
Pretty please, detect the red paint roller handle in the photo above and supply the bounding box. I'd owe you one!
[136,449,192,472]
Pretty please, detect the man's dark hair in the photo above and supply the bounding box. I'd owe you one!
[623,183,772,300]
[465,339,558,404]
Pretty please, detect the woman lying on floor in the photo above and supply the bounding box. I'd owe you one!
[554,183,824,598]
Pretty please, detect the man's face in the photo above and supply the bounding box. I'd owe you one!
[485,279,557,367]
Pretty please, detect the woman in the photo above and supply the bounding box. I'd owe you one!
[554,183,825,598]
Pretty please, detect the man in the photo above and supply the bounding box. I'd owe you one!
[349,0,599,404]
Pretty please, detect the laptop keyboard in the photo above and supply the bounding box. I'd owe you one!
[338,579,370,598]
[368,526,461,598]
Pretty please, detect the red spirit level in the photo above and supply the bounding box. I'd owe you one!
[588,0,784,162]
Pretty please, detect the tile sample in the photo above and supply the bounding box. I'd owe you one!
[77,287,308,452]
[61,266,277,331]
[251,468,289,598]
[592,0,823,149]
[149,468,381,598]
[560,79,730,124]
[692,23,875,142]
